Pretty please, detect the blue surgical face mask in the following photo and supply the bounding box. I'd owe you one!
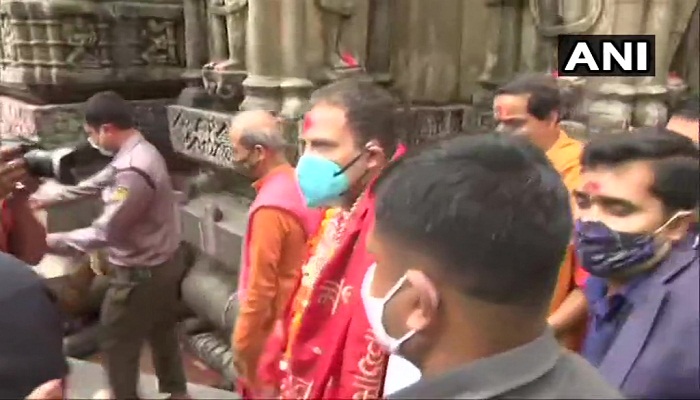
[574,211,692,278]
[295,152,363,208]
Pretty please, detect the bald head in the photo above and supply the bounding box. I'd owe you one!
[229,110,287,153]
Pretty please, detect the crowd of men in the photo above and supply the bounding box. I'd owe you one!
[0,73,698,399]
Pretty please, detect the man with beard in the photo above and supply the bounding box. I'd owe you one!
[364,133,620,398]
[574,128,699,398]
[493,74,587,350]
[226,111,322,397]
[257,78,406,399]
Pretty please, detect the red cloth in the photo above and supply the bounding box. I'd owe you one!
[0,200,13,252]
[257,144,407,399]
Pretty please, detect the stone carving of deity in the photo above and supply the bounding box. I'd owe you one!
[583,0,698,129]
[208,0,248,68]
[315,0,358,78]
[478,0,592,92]
[63,16,101,67]
[0,17,17,64]
[141,19,177,65]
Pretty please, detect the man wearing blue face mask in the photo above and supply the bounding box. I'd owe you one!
[573,127,699,399]
[364,133,621,399]
[257,78,410,399]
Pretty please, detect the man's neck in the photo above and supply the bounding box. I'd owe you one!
[539,127,561,152]
[116,129,138,148]
[258,157,288,180]
[419,310,546,378]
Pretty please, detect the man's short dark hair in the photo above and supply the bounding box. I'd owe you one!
[670,95,700,121]
[310,78,399,155]
[374,133,572,308]
[582,127,700,212]
[84,91,134,130]
[496,74,561,121]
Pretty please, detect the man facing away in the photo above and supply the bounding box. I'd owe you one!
[365,133,621,399]
[0,155,66,398]
[44,91,190,400]
[257,78,404,399]
[493,74,588,350]
[573,128,699,398]
[227,111,322,396]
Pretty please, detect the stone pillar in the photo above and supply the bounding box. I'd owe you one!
[280,0,313,120]
[239,0,281,112]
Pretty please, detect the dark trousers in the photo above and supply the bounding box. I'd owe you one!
[100,250,188,400]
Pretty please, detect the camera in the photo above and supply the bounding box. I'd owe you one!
[6,139,113,185]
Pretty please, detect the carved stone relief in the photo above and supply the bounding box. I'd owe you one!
[207,0,247,68]
[62,16,109,68]
[138,18,179,66]
[167,105,234,168]
[315,0,359,79]
[0,16,17,65]
[399,105,480,146]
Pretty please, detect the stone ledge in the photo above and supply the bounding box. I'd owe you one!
[0,96,175,152]
[167,105,234,168]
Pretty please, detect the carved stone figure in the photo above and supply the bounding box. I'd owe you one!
[208,0,247,68]
[315,0,358,78]
[141,18,178,66]
[478,0,600,91]
[584,0,698,129]
[63,16,101,67]
[0,17,17,64]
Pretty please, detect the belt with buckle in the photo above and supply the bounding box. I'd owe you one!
[110,265,154,283]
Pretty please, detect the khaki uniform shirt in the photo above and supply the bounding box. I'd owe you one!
[48,134,179,267]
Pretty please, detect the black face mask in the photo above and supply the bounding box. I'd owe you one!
[233,151,260,178]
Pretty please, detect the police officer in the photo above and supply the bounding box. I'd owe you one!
[45,91,190,400]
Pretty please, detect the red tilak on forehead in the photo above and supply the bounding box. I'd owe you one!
[583,181,601,193]
[302,114,314,132]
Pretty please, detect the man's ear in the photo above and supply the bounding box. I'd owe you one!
[365,140,386,170]
[664,211,696,242]
[405,269,439,332]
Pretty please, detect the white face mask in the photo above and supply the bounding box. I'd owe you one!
[361,263,416,354]
[87,136,115,156]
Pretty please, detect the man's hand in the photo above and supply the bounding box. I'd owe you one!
[0,146,29,200]
[25,379,63,400]
[45,232,81,257]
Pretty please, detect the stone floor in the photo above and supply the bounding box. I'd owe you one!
[78,345,236,399]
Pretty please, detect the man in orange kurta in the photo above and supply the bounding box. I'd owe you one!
[494,74,588,350]
[227,111,322,397]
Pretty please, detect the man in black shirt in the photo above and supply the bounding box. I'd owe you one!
[0,248,68,397]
